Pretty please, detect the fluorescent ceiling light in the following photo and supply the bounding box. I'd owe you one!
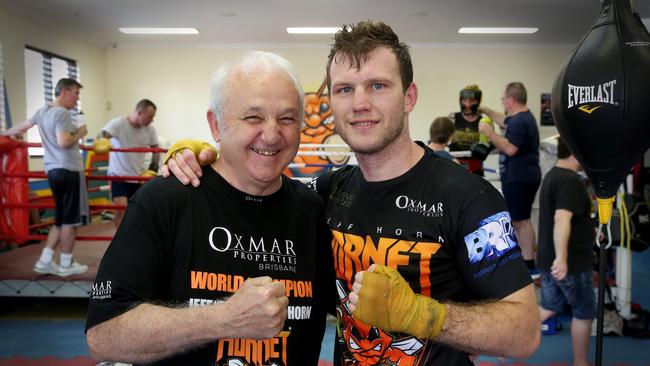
[287,27,341,34]
[119,27,199,35]
[459,27,538,34]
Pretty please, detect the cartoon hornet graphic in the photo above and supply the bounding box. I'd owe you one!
[285,79,350,178]
[336,279,425,366]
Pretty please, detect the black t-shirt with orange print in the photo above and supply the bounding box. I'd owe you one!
[86,166,334,366]
[314,142,531,366]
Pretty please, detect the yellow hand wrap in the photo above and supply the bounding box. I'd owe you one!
[162,139,218,165]
[141,169,157,178]
[92,138,112,155]
[352,265,447,339]
[478,115,493,145]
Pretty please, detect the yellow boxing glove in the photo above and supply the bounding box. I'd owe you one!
[162,139,218,166]
[141,169,157,178]
[352,265,447,339]
[92,138,112,155]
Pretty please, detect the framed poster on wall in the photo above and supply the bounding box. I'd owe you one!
[541,93,554,125]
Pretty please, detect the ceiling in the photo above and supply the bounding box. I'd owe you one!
[1,0,649,47]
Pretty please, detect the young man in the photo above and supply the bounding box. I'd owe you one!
[428,116,459,163]
[94,99,160,228]
[164,21,540,365]
[537,137,595,366]
[448,85,494,175]
[2,78,89,276]
[480,82,542,279]
[85,52,333,365]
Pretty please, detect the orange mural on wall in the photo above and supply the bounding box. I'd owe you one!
[284,79,350,178]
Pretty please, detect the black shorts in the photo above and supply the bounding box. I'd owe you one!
[502,180,540,221]
[111,181,142,200]
[47,168,81,227]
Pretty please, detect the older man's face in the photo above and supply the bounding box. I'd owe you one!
[211,68,301,195]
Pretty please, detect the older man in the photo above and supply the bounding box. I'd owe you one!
[164,21,540,365]
[85,51,333,365]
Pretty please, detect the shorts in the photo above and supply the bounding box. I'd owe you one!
[501,180,540,220]
[111,181,142,200]
[47,168,81,227]
[540,270,595,320]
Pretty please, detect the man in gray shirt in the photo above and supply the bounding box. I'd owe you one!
[3,78,89,276]
[94,99,160,228]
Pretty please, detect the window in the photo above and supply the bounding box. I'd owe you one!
[24,46,80,155]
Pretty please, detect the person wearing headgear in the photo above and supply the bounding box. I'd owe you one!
[537,136,595,366]
[448,84,494,175]
[2,78,89,277]
[160,20,540,365]
[85,51,333,365]
[428,116,459,163]
[480,82,542,280]
[93,99,161,229]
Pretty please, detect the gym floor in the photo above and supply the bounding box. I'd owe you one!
[1,243,649,365]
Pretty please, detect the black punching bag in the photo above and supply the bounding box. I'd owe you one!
[552,0,650,223]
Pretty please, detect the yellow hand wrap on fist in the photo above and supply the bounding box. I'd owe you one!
[352,265,447,339]
[141,169,157,178]
[92,138,112,155]
[163,139,218,165]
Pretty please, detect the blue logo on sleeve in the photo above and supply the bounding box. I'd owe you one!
[464,211,518,264]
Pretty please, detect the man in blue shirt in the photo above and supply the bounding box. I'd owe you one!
[480,82,542,279]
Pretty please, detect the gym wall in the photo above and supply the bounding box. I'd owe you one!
[0,6,107,171]
[106,44,572,144]
[1,4,570,150]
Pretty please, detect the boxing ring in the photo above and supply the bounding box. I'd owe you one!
[0,138,166,297]
[0,138,478,298]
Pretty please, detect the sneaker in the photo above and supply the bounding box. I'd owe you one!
[56,260,88,277]
[528,267,541,280]
[33,260,61,275]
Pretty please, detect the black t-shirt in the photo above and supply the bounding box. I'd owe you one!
[314,142,532,366]
[450,112,486,174]
[86,166,334,366]
[537,166,595,273]
[449,112,481,151]
[499,110,541,183]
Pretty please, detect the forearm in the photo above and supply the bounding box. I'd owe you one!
[482,107,505,128]
[87,302,228,363]
[58,129,85,149]
[553,217,571,261]
[435,284,540,358]
[149,151,161,171]
[484,129,517,156]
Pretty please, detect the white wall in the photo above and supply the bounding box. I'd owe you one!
[1,3,571,151]
[105,43,571,145]
[0,6,107,169]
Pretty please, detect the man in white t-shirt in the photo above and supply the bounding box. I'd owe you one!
[95,99,160,228]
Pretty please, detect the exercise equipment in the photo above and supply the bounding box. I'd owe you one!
[551,0,650,364]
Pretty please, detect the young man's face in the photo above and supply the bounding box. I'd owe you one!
[328,46,416,155]
[461,98,478,115]
[209,68,301,195]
